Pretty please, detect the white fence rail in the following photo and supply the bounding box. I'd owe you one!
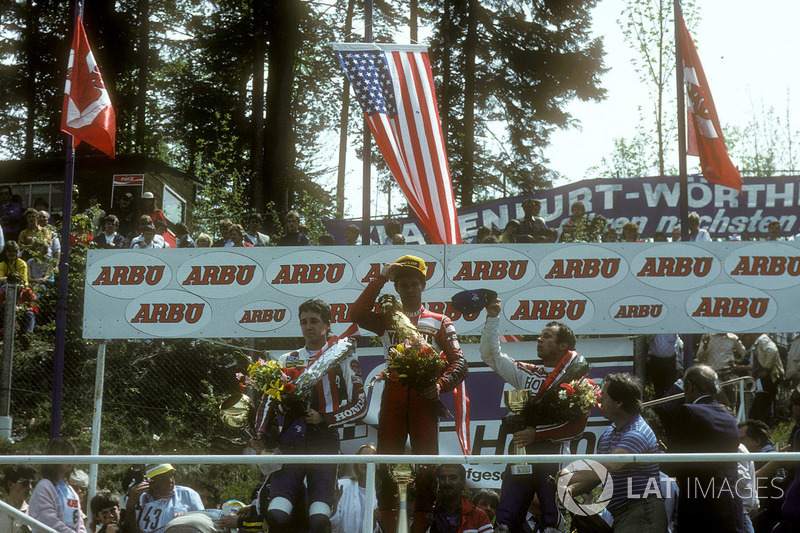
[3,453,800,533]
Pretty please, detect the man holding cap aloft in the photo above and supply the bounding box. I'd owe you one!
[353,255,468,533]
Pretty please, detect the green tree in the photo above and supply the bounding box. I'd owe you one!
[618,0,699,177]
[424,0,607,205]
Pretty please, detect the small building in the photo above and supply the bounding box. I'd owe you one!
[0,154,202,227]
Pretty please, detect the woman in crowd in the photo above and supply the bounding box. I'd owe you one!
[0,241,28,286]
[330,444,379,533]
[227,224,253,248]
[28,437,87,532]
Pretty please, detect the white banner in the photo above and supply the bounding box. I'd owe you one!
[84,242,800,339]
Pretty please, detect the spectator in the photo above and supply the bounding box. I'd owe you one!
[429,464,492,533]
[0,185,23,241]
[559,373,666,533]
[391,233,406,245]
[482,235,500,244]
[108,192,137,239]
[244,213,270,246]
[696,332,746,383]
[90,492,121,533]
[567,201,589,239]
[212,218,233,248]
[2,464,37,533]
[603,227,618,242]
[621,221,639,242]
[558,220,578,243]
[93,215,127,249]
[518,199,548,242]
[38,211,61,264]
[0,241,28,286]
[153,221,176,248]
[330,444,380,533]
[663,364,743,533]
[343,224,360,245]
[499,220,519,243]
[276,210,310,246]
[29,437,87,533]
[653,231,668,242]
[586,214,607,243]
[195,233,212,248]
[173,224,195,248]
[687,212,712,242]
[474,226,492,244]
[130,225,168,249]
[125,463,204,533]
[83,193,106,235]
[740,420,784,533]
[646,334,683,398]
[319,234,336,246]
[27,239,55,286]
[137,192,172,234]
[18,208,49,260]
[764,386,800,532]
[226,224,253,248]
[33,197,49,212]
[471,489,499,529]
[193,480,220,510]
[0,272,38,347]
[741,333,784,425]
[384,220,402,244]
[672,225,681,242]
[766,220,782,241]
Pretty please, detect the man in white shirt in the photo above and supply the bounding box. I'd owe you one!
[126,464,203,533]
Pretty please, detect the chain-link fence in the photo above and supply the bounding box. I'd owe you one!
[0,238,311,498]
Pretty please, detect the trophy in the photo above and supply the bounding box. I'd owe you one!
[378,294,419,340]
[390,463,416,533]
[220,393,281,476]
[220,393,256,440]
[504,389,533,475]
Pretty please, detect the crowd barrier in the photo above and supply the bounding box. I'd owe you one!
[3,452,800,533]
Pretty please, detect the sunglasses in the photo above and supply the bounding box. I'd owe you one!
[15,479,35,487]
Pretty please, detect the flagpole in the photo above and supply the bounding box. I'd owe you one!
[674,0,688,241]
[674,0,693,367]
[361,0,373,245]
[51,0,83,439]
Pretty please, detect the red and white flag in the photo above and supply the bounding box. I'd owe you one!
[679,16,741,192]
[61,15,116,158]
[333,43,471,454]
[333,43,462,245]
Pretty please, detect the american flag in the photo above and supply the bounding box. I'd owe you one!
[333,43,462,245]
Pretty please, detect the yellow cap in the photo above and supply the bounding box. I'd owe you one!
[395,255,427,280]
[145,464,176,479]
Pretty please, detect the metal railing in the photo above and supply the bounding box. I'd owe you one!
[3,452,800,533]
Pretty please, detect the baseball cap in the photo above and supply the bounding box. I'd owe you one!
[394,255,427,281]
[141,192,155,199]
[145,464,176,479]
[451,289,498,315]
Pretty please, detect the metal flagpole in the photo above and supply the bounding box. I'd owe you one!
[361,0,373,246]
[674,0,689,241]
[52,0,83,439]
[674,0,693,366]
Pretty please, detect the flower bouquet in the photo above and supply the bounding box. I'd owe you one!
[519,376,600,428]
[237,359,306,417]
[376,336,447,392]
